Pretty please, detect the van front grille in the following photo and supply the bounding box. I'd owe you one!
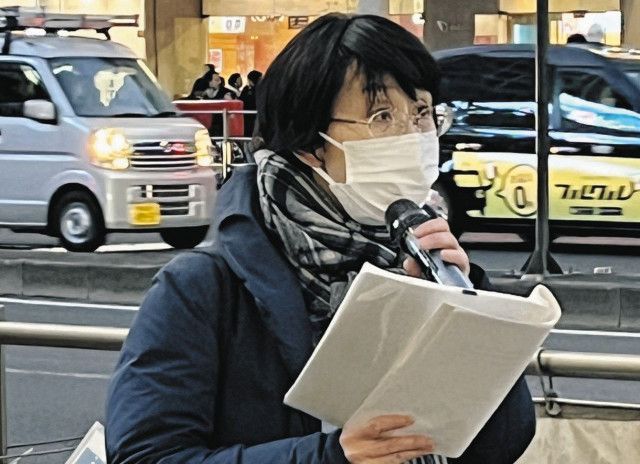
[137,185,190,200]
[133,185,194,217]
[131,141,197,171]
[160,202,190,216]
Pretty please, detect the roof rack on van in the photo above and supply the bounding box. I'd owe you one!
[0,6,138,54]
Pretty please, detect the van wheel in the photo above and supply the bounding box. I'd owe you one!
[160,226,209,249]
[54,191,105,252]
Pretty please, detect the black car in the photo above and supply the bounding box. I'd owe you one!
[433,44,640,239]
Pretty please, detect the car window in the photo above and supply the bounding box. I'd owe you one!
[557,70,640,134]
[0,62,50,105]
[439,55,535,129]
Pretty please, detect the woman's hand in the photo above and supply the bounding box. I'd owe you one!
[340,415,435,463]
[402,218,470,277]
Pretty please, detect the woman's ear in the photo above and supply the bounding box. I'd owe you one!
[296,147,325,168]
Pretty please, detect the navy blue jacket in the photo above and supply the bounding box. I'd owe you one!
[105,166,535,463]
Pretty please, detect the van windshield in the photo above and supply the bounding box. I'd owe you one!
[49,57,177,117]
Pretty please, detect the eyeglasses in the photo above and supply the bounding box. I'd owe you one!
[331,107,441,138]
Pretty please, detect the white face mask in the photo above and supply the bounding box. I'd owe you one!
[312,131,440,226]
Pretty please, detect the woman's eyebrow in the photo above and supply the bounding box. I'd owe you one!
[367,92,391,113]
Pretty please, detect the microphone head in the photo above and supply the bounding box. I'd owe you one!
[385,199,430,244]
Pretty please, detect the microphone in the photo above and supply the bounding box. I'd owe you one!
[385,199,474,288]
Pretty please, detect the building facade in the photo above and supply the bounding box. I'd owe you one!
[3,0,639,99]
[425,0,632,51]
[145,0,424,98]
[155,0,640,98]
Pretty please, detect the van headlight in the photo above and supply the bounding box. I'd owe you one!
[89,128,133,170]
[195,129,214,167]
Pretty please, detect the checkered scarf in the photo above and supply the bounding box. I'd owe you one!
[256,150,401,344]
[256,150,444,464]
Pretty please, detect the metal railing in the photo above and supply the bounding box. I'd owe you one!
[0,317,127,459]
[525,349,640,381]
[179,108,259,181]
[0,318,639,458]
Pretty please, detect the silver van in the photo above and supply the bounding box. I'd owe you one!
[0,9,216,251]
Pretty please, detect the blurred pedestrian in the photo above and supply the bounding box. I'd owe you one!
[240,70,263,136]
[202,73,233,100]
[218,76,236,100]
[566,33,587,44]
[586,24,605,44]
[196,72,233,135]
[188,64,216,99]
[228,73,243,98]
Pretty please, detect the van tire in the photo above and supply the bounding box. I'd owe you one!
[160,226,209,249]
[54,191,105,252]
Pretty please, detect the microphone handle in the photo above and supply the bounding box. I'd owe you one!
[405,234,474,289]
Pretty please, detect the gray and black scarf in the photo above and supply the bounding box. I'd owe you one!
[256,150,445,464]
[256,149,402,343]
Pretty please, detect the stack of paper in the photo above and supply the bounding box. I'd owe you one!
[285,263,561,458]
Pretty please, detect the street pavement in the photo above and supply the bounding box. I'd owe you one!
[3,228,639,275]
[0,228,163,250]
[465,233,640,275]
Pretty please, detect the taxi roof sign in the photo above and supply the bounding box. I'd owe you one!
[0,6,138,35]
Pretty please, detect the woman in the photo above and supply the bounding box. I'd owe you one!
[240,69,263,136]
[202,73,234,100]
[228,72,243,98]
[106,13,535,464]
[187,64,216,99]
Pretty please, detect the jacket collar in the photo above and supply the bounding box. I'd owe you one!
[213,165,314,380]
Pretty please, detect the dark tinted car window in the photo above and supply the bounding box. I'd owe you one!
[0,62,49,104]
[559,70,632,110]
[439,55,535,129]
[439,55,535,103]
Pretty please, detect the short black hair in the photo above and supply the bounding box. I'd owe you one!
[247,70,263,84]
[257,13,440,154]
[229,73,242,86]
[567,33,588,44]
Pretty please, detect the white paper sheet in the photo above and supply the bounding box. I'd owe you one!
[65,422,106,464]
[285,263,561,457]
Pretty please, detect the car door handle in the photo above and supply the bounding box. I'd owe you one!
[591,145,614,155]
[455,143,483,151]
[550,146,580,154]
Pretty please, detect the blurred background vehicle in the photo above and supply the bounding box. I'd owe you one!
[0,8,217,252]
[433,44,640,241]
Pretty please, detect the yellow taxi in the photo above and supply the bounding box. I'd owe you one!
[433,44,640,238]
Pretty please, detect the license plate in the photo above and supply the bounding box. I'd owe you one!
[129,203,161,226]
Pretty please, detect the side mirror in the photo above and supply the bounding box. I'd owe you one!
[23,99,56,122]
[435,103,454,137]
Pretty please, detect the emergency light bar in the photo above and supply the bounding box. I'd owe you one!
[0,6,138,34]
